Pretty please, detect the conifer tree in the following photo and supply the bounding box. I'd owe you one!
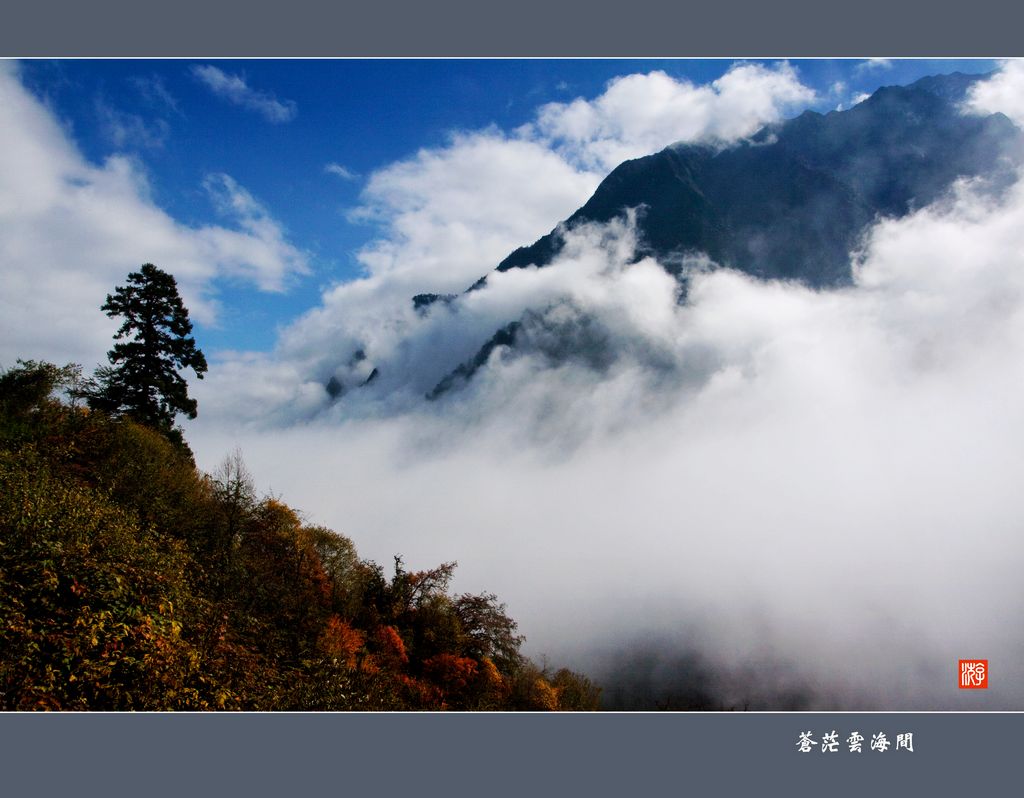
[89,264,207,442]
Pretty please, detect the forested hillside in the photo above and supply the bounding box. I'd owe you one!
[0,360,599,710]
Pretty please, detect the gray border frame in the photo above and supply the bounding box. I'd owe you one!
[3,0,1024,794]
[2,712,1021,794]
[2,0,1024,56]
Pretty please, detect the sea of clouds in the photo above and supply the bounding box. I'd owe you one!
[6,58,1024,707]
[187,62,1024,708]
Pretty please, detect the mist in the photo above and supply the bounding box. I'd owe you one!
[184,154,1024,707]
[177,66,1024,710]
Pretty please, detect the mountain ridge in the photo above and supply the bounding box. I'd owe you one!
[487,71,1020,290]
[327,72,1024,401]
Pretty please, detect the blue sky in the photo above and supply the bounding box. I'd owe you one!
[4,58,999,358]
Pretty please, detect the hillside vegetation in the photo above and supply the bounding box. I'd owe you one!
[0,360,600,710]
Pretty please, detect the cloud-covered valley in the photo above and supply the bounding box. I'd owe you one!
[6,58,1024,707]
[182,65,1024,707]
[191,164,1024,707]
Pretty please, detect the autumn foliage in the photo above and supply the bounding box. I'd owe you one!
[0,360,600,711]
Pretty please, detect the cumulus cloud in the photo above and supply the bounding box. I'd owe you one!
[531,62,816,171]
[967,58,1024,123]
[0,61,308,369]
[352,131,602,287]
[192,64,297,123]
[188,64,1024,709]
[212,131,607,409]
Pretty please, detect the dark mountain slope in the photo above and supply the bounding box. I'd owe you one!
[423,73,1024,398]
[491,72,1021,290]
[331,73,1023,400]
[421,74,1024,398]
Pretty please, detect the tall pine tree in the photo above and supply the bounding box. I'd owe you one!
[89,264,208,445]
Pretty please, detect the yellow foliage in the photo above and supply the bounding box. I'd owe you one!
[530,677,562,711]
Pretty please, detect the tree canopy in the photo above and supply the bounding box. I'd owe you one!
[88,264,207,445]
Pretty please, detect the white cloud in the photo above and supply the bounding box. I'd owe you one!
[130,74,181,115]
[353,130,601,286]
[325,162,358,180]
[95,97,170,149]
[966,58,1024,124]
[835,91,871,112]
[220,130,607,407]
[0,61,308,369]
[856,58,893,72]
[200,173,309,292]
[192,64,297,123]
[531,62,816,171]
